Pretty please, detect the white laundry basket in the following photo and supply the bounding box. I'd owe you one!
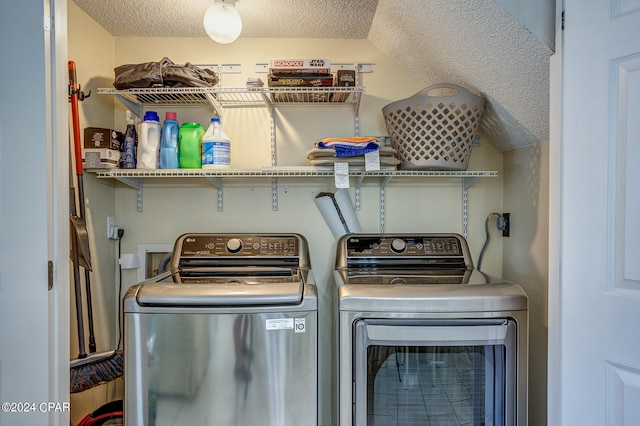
[382,83,485,170]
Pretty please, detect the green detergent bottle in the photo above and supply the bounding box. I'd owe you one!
[178,122,204,168]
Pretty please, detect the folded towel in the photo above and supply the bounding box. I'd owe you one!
[314,137,381,158]
[310,156,401,167]
[315,137,380,146]
[307,146,398,160]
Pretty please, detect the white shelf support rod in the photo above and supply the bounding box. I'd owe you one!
[461,176,483,238]
[378,175,392,232]
[379,185,386,233]
[355,176,365,211]
[272,177,278,211]
[115,177,143,212]
[268,103,279,211]
[206,177,224,212]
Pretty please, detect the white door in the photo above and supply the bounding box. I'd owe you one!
[0,1,69,425]
[556,0,640,424]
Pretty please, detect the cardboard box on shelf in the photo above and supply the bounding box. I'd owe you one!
[269,58,331,69]
[83,127,122,169]
[332,69,356,102]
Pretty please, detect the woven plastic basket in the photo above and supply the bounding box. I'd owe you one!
[382,83,485,170]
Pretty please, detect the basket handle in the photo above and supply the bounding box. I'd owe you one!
[420,83,483,103]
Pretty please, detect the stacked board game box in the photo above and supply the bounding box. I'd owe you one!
[268,58,334,102]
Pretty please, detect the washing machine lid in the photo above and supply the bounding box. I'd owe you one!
[136,273,304,306]
[336,269,528,312]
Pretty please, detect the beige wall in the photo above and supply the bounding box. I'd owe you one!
[68,3,122,424]
[503,141,549,426]
[68,3,543,425]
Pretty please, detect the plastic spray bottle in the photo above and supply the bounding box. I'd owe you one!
[137,111,161,169]
[201,117,231,168]
[120,110,137,169]
[160,112,179,169]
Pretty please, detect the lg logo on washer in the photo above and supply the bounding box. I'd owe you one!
[294,318,306,333]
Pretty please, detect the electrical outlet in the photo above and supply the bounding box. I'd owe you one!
[107,216,120,239]
[502,213,511,237]
[107,216,115,239]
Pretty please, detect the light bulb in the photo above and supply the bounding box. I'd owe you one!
[203,2,242,44]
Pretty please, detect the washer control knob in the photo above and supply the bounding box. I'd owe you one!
[226,238,243,253]
[390,238,407,254]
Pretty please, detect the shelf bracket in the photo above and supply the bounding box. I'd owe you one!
[354,176,365,211]
[115,94,143,118]
[379,185,386,233]
[115,177,143,212]
[272,177,278,211]
[204,92,224,119]
[379,176,393,232]
[206,177,224,212]
[461,176,484,238]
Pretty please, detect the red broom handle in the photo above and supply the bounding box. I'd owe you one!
[68,60,84,176]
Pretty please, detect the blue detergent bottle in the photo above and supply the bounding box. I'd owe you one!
[160,111,179,168]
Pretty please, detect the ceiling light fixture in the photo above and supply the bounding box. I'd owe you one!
[203,0,242,44]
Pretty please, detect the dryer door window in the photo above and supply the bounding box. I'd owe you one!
[353,319,517,426]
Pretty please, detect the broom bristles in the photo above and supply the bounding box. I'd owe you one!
[70,350,124,394]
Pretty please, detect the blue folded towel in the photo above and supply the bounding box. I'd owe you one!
[315,141,380,157]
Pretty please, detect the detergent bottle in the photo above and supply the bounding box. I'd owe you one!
[137,111,161,169]
[178,122,204,168]
[120,110,137,169]
[201,117,231,168]
[160,112,179,168]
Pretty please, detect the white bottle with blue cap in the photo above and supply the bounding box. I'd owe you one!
[137,110,161,169]
[202,117,231,168]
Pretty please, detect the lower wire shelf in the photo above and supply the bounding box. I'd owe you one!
[91,168,498,235]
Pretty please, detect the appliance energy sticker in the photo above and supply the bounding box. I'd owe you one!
[334,162,349,188]
[266,318,294,331]
[364,149,380,171]
[294,318,306,333]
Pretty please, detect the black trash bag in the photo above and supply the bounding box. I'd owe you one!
[113,57,172,89]
[163,62,219,88]
[113,57,219,89]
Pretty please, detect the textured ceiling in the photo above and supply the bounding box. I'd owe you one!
[70,0,379,39]
[70,0,552,151]
[369,0,552,151]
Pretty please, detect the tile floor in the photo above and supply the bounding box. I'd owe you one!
[367,347,490,426]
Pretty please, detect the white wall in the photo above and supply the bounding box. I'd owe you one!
[503,142,549,426]
[493,0,556,50]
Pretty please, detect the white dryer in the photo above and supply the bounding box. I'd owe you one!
[334,233,528,426]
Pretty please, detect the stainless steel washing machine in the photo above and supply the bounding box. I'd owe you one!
[335,233,528,426]
[124,233,318,426]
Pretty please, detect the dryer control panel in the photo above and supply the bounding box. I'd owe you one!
[336,233,473,270]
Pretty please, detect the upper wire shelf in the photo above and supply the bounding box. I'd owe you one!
[97,86,365,115]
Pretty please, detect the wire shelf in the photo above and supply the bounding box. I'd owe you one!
[97,86,364,108]
[93,168,497,179]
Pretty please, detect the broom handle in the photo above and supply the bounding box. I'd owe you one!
[69,60,97,353]
[68,61,83,177]
[70,153,87,359]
